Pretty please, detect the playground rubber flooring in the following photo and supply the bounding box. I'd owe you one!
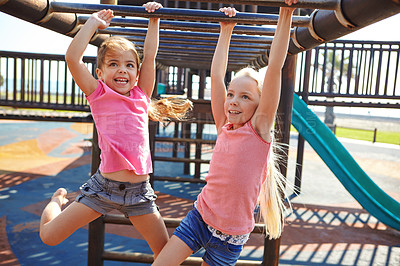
[0,120,399,265]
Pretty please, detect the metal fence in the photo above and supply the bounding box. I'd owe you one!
[2,41,400,112]
[0,50,95,111]
[295,40,400,108]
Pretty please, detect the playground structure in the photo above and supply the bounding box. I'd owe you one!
[1,0,400,265]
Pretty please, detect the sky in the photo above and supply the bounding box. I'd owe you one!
[0,0,400,56]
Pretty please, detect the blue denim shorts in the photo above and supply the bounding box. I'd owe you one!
[173,207,243,266]
[75,170,158,218]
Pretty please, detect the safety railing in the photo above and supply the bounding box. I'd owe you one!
[295,40,400,108]
[0,50,94,112]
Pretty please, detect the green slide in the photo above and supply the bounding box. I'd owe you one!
[291,94,400,231]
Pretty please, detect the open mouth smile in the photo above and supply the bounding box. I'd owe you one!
[115,78,128,84]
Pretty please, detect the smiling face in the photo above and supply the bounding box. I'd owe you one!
[224,76,261,130]
[96,48,139,96]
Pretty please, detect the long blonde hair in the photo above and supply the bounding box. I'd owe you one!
[97,36,192,122]
[258,136,289,239]
[233,67,289,239]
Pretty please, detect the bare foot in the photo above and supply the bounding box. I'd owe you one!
[51,188,69,207]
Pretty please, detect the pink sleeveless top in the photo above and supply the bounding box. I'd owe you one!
[196,122,271,235]
[86,80,152,175]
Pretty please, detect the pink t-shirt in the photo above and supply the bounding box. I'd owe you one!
[86,80,152,175]
[196,122,271,235]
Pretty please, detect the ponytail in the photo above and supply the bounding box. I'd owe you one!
[148,96,193,122]
[258,135,290,239]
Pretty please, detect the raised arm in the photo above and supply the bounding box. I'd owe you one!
[210,7,237,133]
[137,2,162,98]
[252,0,297,141]
[65,9,113,96]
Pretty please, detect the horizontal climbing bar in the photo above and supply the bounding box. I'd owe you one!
[98,28,273,43]
[78,16,277,36]
[103,214,265,233]
[156,50,260,59]
[50,2,309,26]
[103,250,262,265]
[156,54,250,64]
[102,250,262,265]
[168,0,338,9]
[127,36,270,49]
[127,41,268,54]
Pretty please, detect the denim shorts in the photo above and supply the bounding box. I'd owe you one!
[75,170,158,218]
[173,207,243,266]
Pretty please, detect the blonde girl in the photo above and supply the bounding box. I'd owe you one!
[153,1,297,265]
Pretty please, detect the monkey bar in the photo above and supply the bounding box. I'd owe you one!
[1,0,399,70]
[49,2,310,26]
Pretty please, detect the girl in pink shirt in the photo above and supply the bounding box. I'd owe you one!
[39,2,191,259]
[153,1,297,265]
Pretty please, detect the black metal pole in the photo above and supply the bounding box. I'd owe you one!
[50,2,309,26]
[294,50,311,194]
[78,16,277,36]
[167,0,338,10]
[263,54,297,266]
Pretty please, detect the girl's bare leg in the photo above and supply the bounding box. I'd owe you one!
[129,211,169,259]
[40,188,101,246]
[151,235,193,266]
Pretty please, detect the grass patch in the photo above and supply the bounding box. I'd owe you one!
[334,127,400,145]
[290,125,400,146]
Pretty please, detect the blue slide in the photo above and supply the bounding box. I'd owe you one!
[291,94,400,231]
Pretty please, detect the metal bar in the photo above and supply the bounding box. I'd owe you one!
[304,100,400,108]
[266,54,297,266]
[383,45,392,96]
[103,214,264,233]
[56,62,60,104]
[346,47,353,95]
[29,59,33,102]
[79,16,277,36]
[367,47,375,95]
[166,0,338,10]
[321,44,328,93]
[156,137,216,144]
[157,43,267,54]
[338,44,345,93]
[13,58,17,102]
[154,175,207,184]
[354,46,362,95]
[20,58,25,102]
[394,48,400,96]
[99,28,273,44]
[123,35,270,49]
[50,2,309,26]
[153,156,210,164]
[328,44,336,93]
[294,50,311,194]
[157,49,260,59]
[102,250,262,265]
[47,61,51,103]
[312,47,319,94]
[62,61,67,105]
[375,45,383,95]
[88,216,105,266]
[134,41,267,54]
